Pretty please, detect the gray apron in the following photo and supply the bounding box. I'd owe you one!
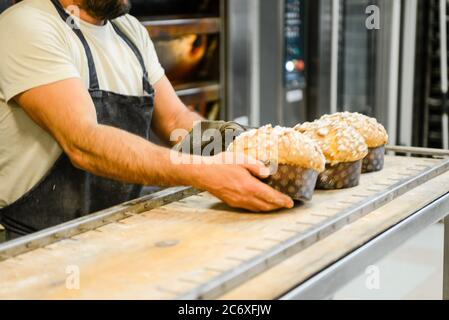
[0,0,154,239]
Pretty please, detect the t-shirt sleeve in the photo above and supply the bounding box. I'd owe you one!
[134,20,165,86]
[0,10,80,103]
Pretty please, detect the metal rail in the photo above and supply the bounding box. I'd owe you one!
[175,82,220,106]
[386,145,449,157]
[142,18,221,40]
[177,149,449,299]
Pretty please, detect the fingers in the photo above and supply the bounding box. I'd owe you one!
[251,180,294,209]
[239,163,294,209]
[231,194,294,212]
[214,152,271,179]
[238,157,271,179]
[226,194,288,212]
[240,162,270,179]
[237,198,282,213]
[202,155,295,212]
[230,176,294,212]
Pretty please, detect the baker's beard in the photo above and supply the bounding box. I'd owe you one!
[79,0,131,20]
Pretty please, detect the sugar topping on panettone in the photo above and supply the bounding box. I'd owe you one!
[295,119,369,165]
[320,112,388,148]
[227,124,325,172]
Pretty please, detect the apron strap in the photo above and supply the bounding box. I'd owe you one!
[110,22,154,95]
[50,0,100,91]
[50,0,153,95]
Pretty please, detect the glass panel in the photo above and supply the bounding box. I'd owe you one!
[338,0,377,116]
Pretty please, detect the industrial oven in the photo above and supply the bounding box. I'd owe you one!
[130,0,226,121]
[226,0,309,127]
[225,0,404,137]
[0,0,227,121]
[132,0,310,127]
[303,0,449,151]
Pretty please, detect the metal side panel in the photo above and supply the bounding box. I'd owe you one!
[226,0,260,125]
[399,0,418,147]
[444,216,449,300]
[280,192,449,300]
[375,0,401,145]
[306,0,333,120]
[258,0,284,125]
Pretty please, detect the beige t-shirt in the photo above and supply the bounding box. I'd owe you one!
[0,0,165,208]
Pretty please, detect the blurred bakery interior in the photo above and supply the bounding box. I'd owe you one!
[137,0,449,152]
[0,0,445,148]
[135,0,449,149]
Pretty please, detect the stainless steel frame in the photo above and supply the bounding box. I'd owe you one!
[375,0,401,145]
[398,0,418,147]
[175,82,220,106]
[444,216,449,300]
[330,0,340,114]
[384,145,449,157]
[219,0,227,121]
[439,0,449,150]
[306,0,333,120]
[226,0,260,125]
[143,18,221,39]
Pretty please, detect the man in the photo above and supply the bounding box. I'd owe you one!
[0,0,293,239]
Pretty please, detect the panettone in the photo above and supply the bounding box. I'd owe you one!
[320,112,388,148]
[228,124,325,172]
[228,125,325,201]
[295,119,368,165]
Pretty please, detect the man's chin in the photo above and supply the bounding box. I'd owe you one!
[104,2,131,20]
[84,0,132,21]
[117,0,132,17]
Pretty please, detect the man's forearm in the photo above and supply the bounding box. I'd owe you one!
[157,106,203,146]
[151,76,203,144]
[68,123,200,187]
[171,107,203,134]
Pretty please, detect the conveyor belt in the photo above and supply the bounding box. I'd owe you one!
[178,150,449,299]
[0,147,448,299]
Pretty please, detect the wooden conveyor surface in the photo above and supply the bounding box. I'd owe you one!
[1,155,449,299]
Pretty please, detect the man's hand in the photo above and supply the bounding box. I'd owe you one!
[189,153,294,212]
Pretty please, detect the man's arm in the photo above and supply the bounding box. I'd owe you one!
[151,76,203,145]
[14,78,293,212]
